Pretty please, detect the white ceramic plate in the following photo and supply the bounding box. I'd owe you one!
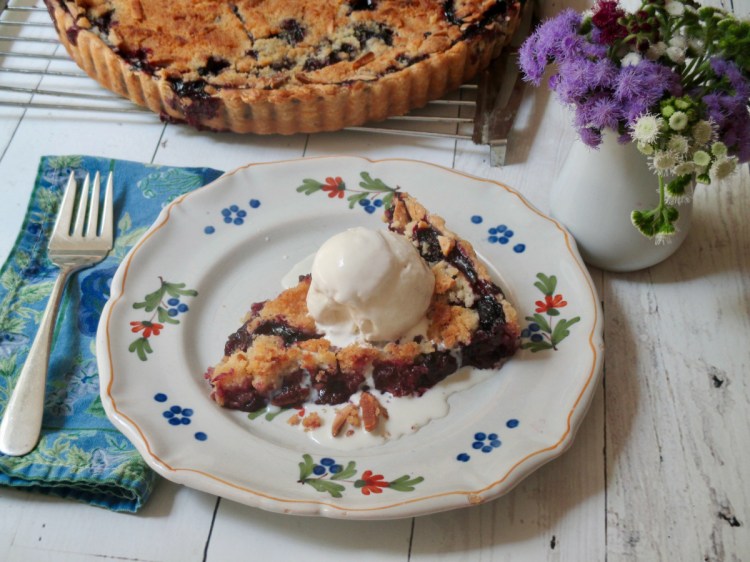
[97,156,603,519]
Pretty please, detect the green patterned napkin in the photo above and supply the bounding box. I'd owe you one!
[0,155,224,511]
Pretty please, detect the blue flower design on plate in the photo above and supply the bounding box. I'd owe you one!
[205,199,262,234]
[472,216,526,253]
[312,457,344,476]
[456,420,520,462]
[358,198,385,214]
[154,393,207,440]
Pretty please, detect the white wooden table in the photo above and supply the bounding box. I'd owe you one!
[0,1,748,560]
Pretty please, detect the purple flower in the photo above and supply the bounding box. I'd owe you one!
[615,61,682,122]
[587,96,623,130]
[578,127,603,148]
[519,10,583,85]
[706,57,750,162]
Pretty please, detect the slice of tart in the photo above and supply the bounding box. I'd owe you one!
[205,192,519,417]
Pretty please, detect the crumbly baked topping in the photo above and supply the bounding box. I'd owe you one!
[45,0,521,133]
[54,0,518,90]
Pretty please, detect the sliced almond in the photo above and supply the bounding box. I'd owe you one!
[360,391,388,432]
[332,404,358,437]
[352,51,375,69]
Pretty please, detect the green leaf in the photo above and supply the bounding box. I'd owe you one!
[128,337,153,361]
[1,268,23,291]
[520,341,555,353]
[305,479,346,498]
[347,192,369,209]
[163,282,198,298]
[533,273,557,296]
[265,408,288,421]
[296,178,324,195]
[359,172,394,192]
[247,409,266,421]
[86,397,107,417]
[382,192,394,210]
[331,461,357,481]
[36,187,61,215]
[298,454,314,481]
[18,281,54,304]
[0,316,26,335]
[157,307,179,324]
[547,308,561,317]
[388,475,424,492]
[527,313,551,334]
[550,316,581,346]
[117,212,133,235]
[133,286,166,312]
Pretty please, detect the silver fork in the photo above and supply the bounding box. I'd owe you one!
[0,171,113,456]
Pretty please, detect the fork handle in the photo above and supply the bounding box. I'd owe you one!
[0,266,74,456]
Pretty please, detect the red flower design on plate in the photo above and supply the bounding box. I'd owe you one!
[359,470,390,495]
[130,320,164,338]
[535,294,568,313]
[322,176,345,198]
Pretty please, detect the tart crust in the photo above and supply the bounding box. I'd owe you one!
[44,0,521,134]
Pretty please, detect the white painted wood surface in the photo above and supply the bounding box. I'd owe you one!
[0,1,748,560]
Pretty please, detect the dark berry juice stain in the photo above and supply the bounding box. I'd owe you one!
[198,56,231,76]
[167,77,221,125]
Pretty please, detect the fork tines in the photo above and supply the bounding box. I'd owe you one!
[52,171,114,243]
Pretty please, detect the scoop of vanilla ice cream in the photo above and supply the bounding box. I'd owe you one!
[307,227,434,347]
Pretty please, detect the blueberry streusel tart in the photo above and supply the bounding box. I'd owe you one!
[44,0,521,134]
[204,193,519,420]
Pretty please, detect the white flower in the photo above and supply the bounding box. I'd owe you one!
[669,111,688,131]
[650,150,678,174]
[688,38,705,54]
[692,120,714,145]
[621,52,642,67]
[647,41,668,60]
[666,46,686,64]
[710,157,738,181]
[711,142,728,158]
[693,150,711,167]
[665,1,685,16]
[655,232,675,245]
[669,35,687,49]
[674,161,696,176]
[632,114,663,144]
[637,142,655,155]
[668,134,689,154]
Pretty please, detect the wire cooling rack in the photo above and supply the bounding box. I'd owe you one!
[0,0,531,165]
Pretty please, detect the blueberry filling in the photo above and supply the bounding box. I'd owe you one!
[373,351,457,397]
[314,370,365,405]
[224,319,318,356]
[253,320,319,346]
[90,9,114,35]
[116,47,157,74]
[350,0,377,10]
[271,370,310,408]
[442,0,463,25]
[269,57,296,72]
[462,0,509,38]
[277,19,306,45]
[353,23,394,47]
[198,56,231,77]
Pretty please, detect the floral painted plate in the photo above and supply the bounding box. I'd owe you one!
[97,156,603,519]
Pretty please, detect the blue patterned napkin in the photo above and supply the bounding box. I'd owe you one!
[0,156,224,511]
